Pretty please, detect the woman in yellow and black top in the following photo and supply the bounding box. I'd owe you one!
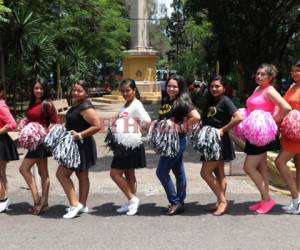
[156,74,200,215]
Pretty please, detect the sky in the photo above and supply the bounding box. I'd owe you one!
[157,0,172,16]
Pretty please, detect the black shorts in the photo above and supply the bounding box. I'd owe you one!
[244,140,275,155]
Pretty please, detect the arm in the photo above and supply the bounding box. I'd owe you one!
[0,104,17,134]
[219,110,243,136]
[135,101,151,131]
[266,86,292,123]
[187,109,201,125]
[72,108,101,141]
[48,102,60,124]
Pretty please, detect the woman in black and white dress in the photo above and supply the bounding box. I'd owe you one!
[109,79,151,216]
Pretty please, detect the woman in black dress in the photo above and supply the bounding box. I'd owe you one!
[200,75,242,216]
[0,84,19,212]
[56,80,101,219]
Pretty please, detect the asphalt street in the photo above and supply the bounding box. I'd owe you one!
[1,103,299,250]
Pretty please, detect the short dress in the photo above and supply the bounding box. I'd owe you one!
[281,83,300,154]
[111,99,151,170]
[0,100,19,161]
[244,86,276,155]
[203,95,237,161]
[25,101,59,158]
[65,100,97,171]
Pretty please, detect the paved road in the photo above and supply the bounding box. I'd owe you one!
[2,103,299,250]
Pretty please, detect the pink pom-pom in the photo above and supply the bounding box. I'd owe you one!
[17,118,29,131]
[232,108,248,140]
[281,110,300,142]
[19,122,47,150]
[243,110,278,146]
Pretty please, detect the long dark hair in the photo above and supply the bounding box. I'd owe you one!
[119,79,141,100]
[292,59,300,68]
[27,77,52,121]
[28,77,50,108]
[202,75,230,118]
[0,84,4,99]
[162,74,193,110]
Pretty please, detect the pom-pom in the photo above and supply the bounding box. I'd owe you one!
[104,117,143,157]
[44,124,67,150]
[52,132,81,169]
[147,119,179,157]
[19,122,47,150]
[281,110,300,142]
[190,125,222,161]
[232,108,248,140]
[243,110,277,146]
[18,118,29,131]
[113,117,142,149]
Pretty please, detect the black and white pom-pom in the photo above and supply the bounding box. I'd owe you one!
[188,122,202,143]
[52,132,81,169]
[191,125,222,161]
[44,124,67,150]
[147,119,179,157]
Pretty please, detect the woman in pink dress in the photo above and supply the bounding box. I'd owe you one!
[243,63,291,214]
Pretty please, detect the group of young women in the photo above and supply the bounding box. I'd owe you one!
[0,60,299,219]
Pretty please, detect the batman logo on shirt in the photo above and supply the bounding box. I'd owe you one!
[207,106,217,118]
[159,104,172,115]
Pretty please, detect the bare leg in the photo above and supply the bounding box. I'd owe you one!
[294,155,300,194]
[75,170,90,207]
[214,161,227,196]
[275,151,298,198]
[36,158,50,207]
[19,158,40,204]
[258,155,270,197]
[201,161,227,203]
[56,166,78,207]
[124,169,137,195]
[243,153,270,200]
[110,168,135,199]
[0,160,8,199]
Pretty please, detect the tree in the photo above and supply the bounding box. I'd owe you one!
[167,0,186,66]
[176,18,212,80]
[185,0,300,94]
[0,0,129,110]
[148,1,171,69]
[0,0,10,22]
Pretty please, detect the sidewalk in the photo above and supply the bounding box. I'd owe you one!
[2,103,299,250]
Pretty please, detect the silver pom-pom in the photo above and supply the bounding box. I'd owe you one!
[190,125,222,161]
[147,119,179,157]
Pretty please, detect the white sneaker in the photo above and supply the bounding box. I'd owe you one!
[292,202,300,215]
[65,206,89,213]
[63,203,83,219]
[0,198,10,213]
[116,201,130,213]
[126,197,140,216]
[282,201,294,212]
